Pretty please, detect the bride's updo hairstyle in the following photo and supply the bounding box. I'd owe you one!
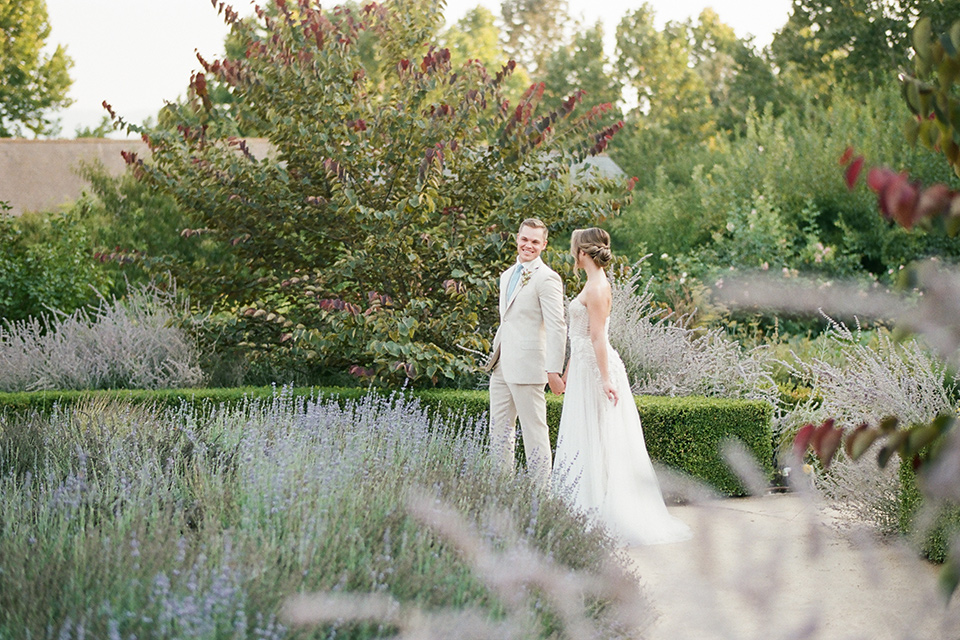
[570,227,613,267]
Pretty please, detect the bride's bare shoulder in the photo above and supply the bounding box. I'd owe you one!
[580,281,612,308]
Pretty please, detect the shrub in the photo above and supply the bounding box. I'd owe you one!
[610,83,960,290]
[897,459,960,564]
[0,391,645,638]
[72,161,234,298]
[0,386,774,496]
[781,317,956,440]
[0,210,113,323]
[608,270,779,406]
[0,285,203,392]
[783,317,957,534]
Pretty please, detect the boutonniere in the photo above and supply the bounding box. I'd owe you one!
[520,268,533,288]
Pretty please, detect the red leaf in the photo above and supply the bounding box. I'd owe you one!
[817,426,843,469]
[839,146,854,165]
[844,156,864,190]
[793,423,816,459]
[866,167,896,193]
[808,419,840,468]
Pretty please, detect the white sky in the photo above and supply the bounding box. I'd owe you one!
[44,0,793,138]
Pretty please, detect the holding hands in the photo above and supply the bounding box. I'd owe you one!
[548,371,565,395]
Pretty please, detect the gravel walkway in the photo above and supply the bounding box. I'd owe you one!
[628,492,960,640]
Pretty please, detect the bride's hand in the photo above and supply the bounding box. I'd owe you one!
[603,380,618,405]
[547,372,565,395]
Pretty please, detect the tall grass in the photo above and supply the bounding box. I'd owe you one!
[0,285,203,392]
[0,390,644,639]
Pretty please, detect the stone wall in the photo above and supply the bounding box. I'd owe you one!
[0,138,272,216]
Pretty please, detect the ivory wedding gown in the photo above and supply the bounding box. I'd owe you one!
[554,297,692,546]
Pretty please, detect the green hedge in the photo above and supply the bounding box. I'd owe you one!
[0,386,773,496]
[898,460,960,564]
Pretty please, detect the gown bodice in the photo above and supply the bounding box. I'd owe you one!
[568,297,617,387]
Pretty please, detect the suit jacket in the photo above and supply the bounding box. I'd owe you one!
[488,257,566,384]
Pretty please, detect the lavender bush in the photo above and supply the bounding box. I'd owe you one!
[780,316,957,534]
[782,316,955,434]
[608,270,778,405]
[0,285,203,391]
[0,390,645,639]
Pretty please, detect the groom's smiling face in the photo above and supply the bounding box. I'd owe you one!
[516,225,547,263]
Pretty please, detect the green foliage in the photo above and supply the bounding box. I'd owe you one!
[441,5,531,102]
[611,83,960,286]
[499,0,570,75]
[119,0,628,387]
[902,16,960,179]
[0,385,774,496]
[637,395,774,496]
[72,161,234,297]
[898,457,960,564]
[770,0,960,92]
[0,210,113,322]
[615,7,711,145]
[73,115,115,138]
[540,21,622,124]
[688,8,781,136]
[0,0,73,137]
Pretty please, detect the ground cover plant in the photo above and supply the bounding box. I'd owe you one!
[0,390,648,638]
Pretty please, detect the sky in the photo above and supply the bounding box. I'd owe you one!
[44,0,794,138]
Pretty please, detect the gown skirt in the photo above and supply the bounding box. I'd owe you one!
[554,297,692,546]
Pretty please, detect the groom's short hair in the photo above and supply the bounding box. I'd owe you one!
[519,218,548,240]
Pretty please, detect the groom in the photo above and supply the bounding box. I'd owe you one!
[487,218,566,487]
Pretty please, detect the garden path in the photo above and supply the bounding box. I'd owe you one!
[629,492,960,640]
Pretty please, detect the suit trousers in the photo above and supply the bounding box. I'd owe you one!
[488,364,553,487]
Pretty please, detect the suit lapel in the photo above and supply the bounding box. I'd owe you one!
[503,258,542,313]
[499,268,513,315]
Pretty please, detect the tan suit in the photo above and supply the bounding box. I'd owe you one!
[488,256,566,486]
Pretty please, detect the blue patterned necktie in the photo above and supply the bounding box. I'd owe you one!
[506,264,524,299]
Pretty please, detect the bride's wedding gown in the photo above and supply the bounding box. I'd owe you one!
[555,297,692,546]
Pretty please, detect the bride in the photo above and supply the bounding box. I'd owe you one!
[554,228,691,546]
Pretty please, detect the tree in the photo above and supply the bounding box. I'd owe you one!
[540,21,622,122]
[441,5,530,102]
[112,0,629,386]
[499,0,570,75]
[770,0,960,92]
[74,116,115,138]
[615,6,710,133]
[0,0,72,137]
[688,9,779,135]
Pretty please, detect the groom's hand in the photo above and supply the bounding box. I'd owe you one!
[547,372,565,395]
